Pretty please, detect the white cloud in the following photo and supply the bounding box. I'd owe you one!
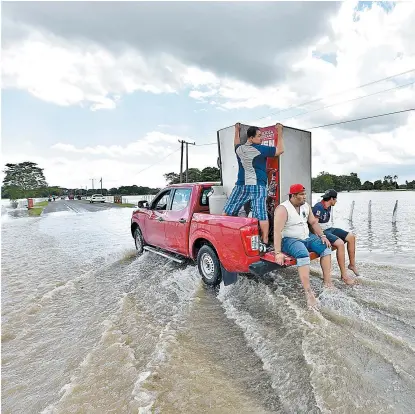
[311,112,415,181]
[51,132,188,158]
[2,1,414,121]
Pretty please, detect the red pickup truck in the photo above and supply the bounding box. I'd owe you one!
[130,182,321,286]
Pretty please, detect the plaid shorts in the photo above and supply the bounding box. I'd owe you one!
[223,185,267,221]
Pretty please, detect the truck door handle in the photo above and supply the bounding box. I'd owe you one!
[157,216,164,222]
[178,218,186,223]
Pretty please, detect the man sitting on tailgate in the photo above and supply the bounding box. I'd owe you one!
[312,189,359,284]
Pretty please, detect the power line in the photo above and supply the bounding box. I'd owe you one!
[256,68,415,121]
[191,70,415,147]
[278,81,415,122]
[136,148,180,174]
[197,108,415,146]
[307,108,415,130]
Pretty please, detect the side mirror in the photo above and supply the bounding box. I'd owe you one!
[137,200,150,209]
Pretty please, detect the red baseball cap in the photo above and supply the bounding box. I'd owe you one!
[289,184,306,194]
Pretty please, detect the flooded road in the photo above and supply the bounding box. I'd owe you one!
[2,192,415,413]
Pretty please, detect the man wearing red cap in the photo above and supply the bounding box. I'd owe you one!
[273,184,333,309]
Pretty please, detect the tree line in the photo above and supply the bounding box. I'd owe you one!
[1,162,221,199]
[312,171,415,192]
[2,162,413,200]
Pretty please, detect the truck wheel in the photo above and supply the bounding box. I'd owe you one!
[197,245,222,286]
[134,227,145,255]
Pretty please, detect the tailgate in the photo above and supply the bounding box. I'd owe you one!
[249,250,321,277]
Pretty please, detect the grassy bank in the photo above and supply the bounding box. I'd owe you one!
[116,203,135,208]
[28,201,48,216]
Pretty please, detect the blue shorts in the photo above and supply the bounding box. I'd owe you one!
[281,234,332,267]
[323,227,349,244]
[223,185,267,221]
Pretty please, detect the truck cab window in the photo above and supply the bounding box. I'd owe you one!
[151,190,171,211]
[171,188,192,211]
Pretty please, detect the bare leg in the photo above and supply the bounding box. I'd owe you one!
[298,265,318,308]
[259,220,269,244]
[333,240,357,285]
[320,255,334,288]
[346,233,360,276]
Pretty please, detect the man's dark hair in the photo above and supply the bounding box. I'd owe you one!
[247,126,260,139]
[322,189,337,201]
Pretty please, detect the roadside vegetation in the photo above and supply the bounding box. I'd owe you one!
[28,201,48,217]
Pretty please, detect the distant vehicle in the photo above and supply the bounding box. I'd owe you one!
[61,196,65,199]
[68,194,74,200]
[77,195,82,200]
[90,194,106,203]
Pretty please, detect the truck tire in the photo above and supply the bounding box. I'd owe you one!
[197,245,222,286]
[134,227,145,255]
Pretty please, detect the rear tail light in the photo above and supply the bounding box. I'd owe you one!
[240,224,260,257]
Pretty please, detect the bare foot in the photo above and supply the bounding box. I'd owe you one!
[323,282,335,289]
[341,273,358,285]
[305,290,319,310]
[348,264,360,276]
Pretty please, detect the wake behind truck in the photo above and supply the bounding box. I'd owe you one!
[131,122,317,285]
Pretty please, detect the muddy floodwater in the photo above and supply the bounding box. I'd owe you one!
[2,193,415,413]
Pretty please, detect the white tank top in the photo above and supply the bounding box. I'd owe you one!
[280,200,310,240]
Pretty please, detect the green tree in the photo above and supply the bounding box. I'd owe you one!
[311,172,335,193]
[2,162,48,199]
[163,172,180,185]
[200,166,221,182]
[373,179,382,190]
[361,180,374,190]
[163,167,220,185]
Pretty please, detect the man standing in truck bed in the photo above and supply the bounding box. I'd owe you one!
[223,122,284,248]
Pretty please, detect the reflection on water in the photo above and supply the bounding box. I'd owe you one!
[392,222,399,250]
[367,221,374,251]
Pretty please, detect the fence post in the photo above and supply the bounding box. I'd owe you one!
[392,200,398,224]
[348,201,355,222]
[368,200,372,222]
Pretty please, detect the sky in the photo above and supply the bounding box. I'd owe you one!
[1,1,415,189]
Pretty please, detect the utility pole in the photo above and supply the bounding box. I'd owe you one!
[178,140,184,183]
[100,177,103,194]
[178,139,195,183]
[90,178,94,191]
[185,142,195,182]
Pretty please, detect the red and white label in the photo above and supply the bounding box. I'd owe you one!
[260,126,276,147]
